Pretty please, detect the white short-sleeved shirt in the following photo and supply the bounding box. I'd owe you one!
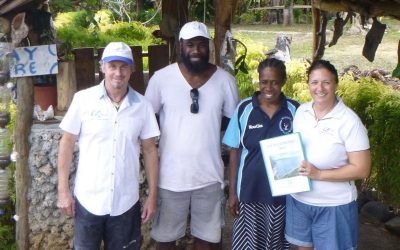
[145,63,239,191]
[60,81,160,216]
[291,97,369,206]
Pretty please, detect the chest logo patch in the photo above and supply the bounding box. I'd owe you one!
[279,116,292,134]
[249,124,263,129]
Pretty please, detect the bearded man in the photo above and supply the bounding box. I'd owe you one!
[145,21,239,250]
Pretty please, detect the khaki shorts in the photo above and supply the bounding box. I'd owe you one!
[151,183,225,243]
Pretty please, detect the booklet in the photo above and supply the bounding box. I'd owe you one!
[259,132,311,196]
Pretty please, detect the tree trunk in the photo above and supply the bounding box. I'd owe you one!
[160,0,188,62]
[283,3,294,26]
[312,7,321,60]
[269,0,282,24]
[214,0,238,66]
[136,0,144,17]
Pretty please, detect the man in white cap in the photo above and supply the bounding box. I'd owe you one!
[57,42,160,249]
[145,21,239,250]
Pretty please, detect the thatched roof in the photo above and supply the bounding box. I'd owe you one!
[312,0,400,20]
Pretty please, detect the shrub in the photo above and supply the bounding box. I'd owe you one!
[54,10,163,61]
[284,59,310,103]
[53,10,91,29]
[240,12,257,24]
[368,91,400,206]
[234,37,269,99]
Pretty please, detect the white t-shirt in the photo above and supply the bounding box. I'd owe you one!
[145,63,239,191]
[60,82,160,216]
[291,97,369,206]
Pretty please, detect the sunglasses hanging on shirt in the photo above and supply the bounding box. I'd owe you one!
[190,88,199,114]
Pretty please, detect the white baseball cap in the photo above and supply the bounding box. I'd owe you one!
[179,21,210,40]
[101,42,134,65]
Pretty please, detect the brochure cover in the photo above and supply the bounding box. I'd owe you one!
[259,132,311,196]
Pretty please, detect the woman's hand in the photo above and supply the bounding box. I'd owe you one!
[228,193,240,218]
[299,160,322,180]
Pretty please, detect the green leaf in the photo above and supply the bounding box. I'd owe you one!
[392,64,400,78]
[235,55,246,66]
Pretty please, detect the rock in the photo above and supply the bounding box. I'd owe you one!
[361,201,395,223]
[357,191,373,212]
[39,163,52,176]
[384,217,400,237]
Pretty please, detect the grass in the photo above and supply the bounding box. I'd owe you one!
[230,17,400,72]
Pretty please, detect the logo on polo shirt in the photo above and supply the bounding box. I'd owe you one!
[279,116,293,134]
[249,124,263,129]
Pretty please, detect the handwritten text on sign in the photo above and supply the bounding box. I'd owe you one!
[11,44,58,77]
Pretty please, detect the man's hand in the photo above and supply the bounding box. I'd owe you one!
[141,195,157,223]
[57,190,76,217]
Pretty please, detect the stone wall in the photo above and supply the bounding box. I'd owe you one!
[27,123,157,249]
[28,123,74,249]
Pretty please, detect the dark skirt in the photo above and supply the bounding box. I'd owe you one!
[232,202,290,250]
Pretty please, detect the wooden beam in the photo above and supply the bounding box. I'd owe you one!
[249,5,312,11]
[15,76,33,250]
[312,0,400,20]
[0,0,34,15]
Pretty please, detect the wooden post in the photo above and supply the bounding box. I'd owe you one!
[15,77,33,250]
[312,6,321,61]
[57,61,77,112]
[73,48,95,91]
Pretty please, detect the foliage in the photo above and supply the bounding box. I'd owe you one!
[337,75,390,127]
[53,10,93,28]
[103,0,134,22]
[234,35,268,99]
[236,71,256,100]
[49,0,100,13]
[393,64,400,78]
[138,8,161,26]
[0,204,16,249]
[189,0,215,23]
[368,91,400,205]
[0,101,16,249]
[54,10,163,60]
[239,12,257,25]
[284,59,310,102]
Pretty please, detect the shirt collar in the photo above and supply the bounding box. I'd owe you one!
[251,91,288,110]
[304,96,346,119]
[96,80,140,105]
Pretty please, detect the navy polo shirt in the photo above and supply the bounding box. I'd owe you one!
[223,92,299,204]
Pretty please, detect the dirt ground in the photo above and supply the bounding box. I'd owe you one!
[221,206,400,250]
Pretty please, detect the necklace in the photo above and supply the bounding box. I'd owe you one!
[108,90,128,110]
[111,100,122,110]
[313,99,338,121]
